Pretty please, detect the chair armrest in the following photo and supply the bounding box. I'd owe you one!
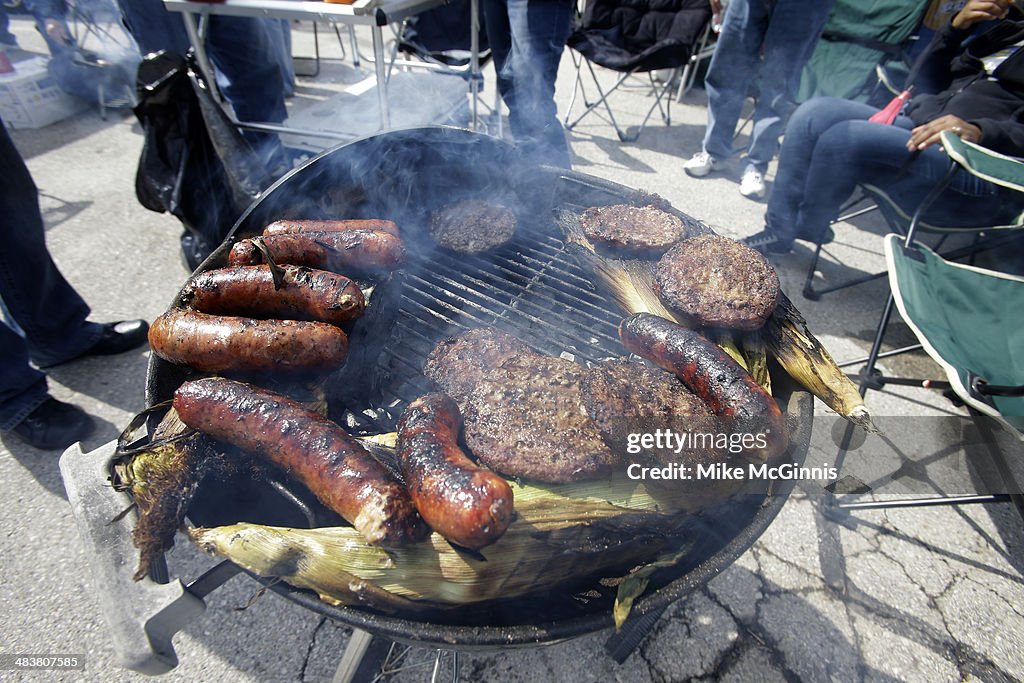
[941,130,1024,193]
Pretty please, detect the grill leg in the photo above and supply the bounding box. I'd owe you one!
[331,629,391,683]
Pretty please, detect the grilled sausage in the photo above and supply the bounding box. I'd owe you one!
[149,308,348,376]
[181,265,365,326]
[397,393,514,549]
[619,312,786,460]
[263,219,400,238]
[174,378,428,545]
[227,230,407,276]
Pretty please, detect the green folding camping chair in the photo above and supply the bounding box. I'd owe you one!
[834,131,1024,517]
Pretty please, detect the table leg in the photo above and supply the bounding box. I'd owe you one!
[371,26,390,129]
[181,12,223,106]
[470,0,480,130]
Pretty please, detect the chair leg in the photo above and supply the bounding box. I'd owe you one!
[858,293,898,397]
[565,63,634,140]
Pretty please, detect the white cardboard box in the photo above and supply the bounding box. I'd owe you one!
[0,56,88,130]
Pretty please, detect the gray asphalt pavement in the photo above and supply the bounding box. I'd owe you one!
[1,14,1022,683]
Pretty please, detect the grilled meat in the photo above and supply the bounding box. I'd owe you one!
[581,358,717,466]
[429,199,517,254]
[655,234,780,331]
[423,327,533,401]
[580,204,692,256]
[461,353,618,483]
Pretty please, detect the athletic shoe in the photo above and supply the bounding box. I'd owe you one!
[739,165,767,199]
[682,151,719,177]
[743,229,793,254]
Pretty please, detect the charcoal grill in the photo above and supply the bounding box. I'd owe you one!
[60,126,813,678]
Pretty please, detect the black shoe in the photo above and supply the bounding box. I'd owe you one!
[40,319,151,368]
[743,229,794,254]
[8,398,94,450]
[87,319,150,357]
[796,226,835,246]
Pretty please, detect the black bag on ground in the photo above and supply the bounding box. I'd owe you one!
[132,50,273,271]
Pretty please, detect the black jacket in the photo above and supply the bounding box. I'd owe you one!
[905,16,1024,155]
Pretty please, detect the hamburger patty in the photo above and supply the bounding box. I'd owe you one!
[580,204,691,255]
[429,199,517,254]
[655,234,780,331]
[581,358,719,467]
[423,327,532,401]
[460,354,618,483]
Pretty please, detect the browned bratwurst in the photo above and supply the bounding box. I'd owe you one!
[397,393,514,549]
[227,229,407,276]
[263,219,400,238]
[181,265,365,326]
[148,309,348,375]
[174,378,429,545]
[618,313,786,461]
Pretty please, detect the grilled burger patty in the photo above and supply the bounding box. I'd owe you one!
[580,204,691,255]
[423,327,532,401]
[460,353,618,483]
[429,199,517,254]
[581,358,718,467]
[655,234,780,331]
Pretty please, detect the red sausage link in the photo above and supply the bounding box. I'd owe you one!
[263,219,400,238]
[227,229,407,276]
[174,378,429,545]
[181,265,365,326]
[619,313,786,460]
[397,393,514,549]
[148,308,348,376]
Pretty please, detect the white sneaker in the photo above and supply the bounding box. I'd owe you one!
[739,165,766,199]
[683,151,719,178]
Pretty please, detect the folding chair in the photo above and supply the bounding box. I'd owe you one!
[832,131,1024,519]
[563,0,711,142]
[797,0,928,105]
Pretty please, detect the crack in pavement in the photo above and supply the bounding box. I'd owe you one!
[299,616,328,682]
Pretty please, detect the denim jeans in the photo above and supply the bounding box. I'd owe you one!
[0,126,102,429]
[482,0,574,168]
[766,96,1006,244]
[703,0,834,172]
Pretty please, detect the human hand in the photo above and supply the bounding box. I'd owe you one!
[906,115,982,151]
[44,19,71,46]
[710,0,724,15]
[951,0,1013,30]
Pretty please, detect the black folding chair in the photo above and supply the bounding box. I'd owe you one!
[564,0,711,142]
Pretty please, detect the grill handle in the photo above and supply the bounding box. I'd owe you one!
[59,440,231,675]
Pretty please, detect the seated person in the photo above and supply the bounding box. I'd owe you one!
[744,0,1024,254]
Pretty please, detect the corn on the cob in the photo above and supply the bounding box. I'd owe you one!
[113,406,234,580]
[189,474,744,610]
[765,295,873,431]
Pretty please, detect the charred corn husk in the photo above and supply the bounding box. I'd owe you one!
[765,295,872,431]
[742,333,771,395]
[113,406,235,580]
[190,474,743,610]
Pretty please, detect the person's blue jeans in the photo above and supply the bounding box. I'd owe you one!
[766,96,1007,244]
[482,0,574,168]
[0,125,102,429]
[703,0,834,172]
